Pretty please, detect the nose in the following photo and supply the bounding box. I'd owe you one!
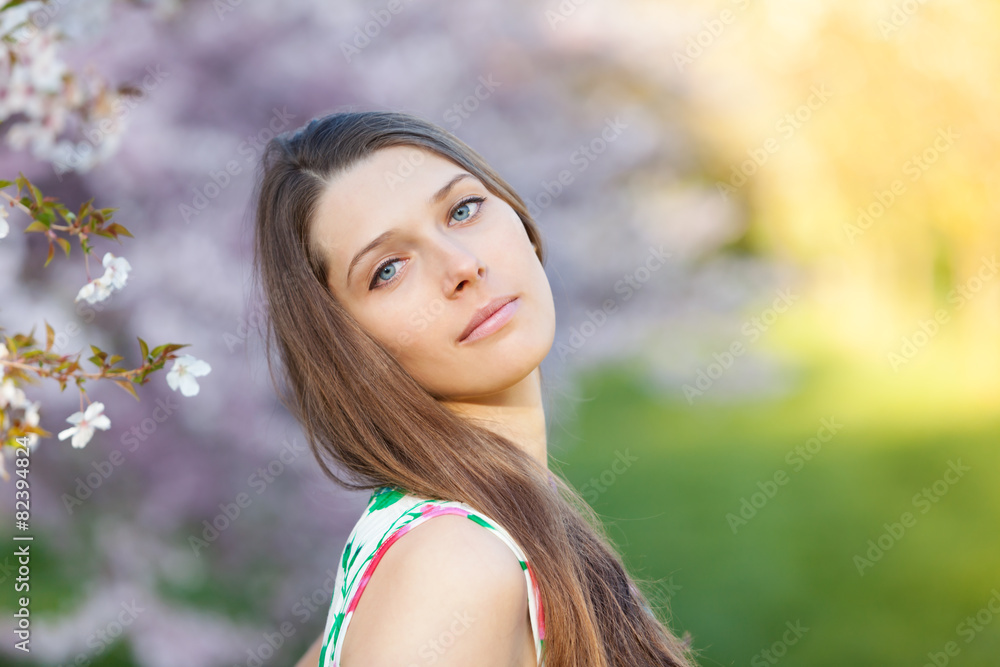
[436,237,485,294]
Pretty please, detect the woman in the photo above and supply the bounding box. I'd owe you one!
[249,110,698,666]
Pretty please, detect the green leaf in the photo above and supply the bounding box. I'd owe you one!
[150,343,190,358]
[138,337,149,361]
[77,198,93,220]
[113,380,139,401]
[107,223,134,239]
[0,0,32,12]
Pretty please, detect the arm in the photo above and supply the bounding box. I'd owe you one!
[339,513,532,667]
[294,631,325,667]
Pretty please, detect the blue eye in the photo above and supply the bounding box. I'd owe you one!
[370,258,403,290]
[452,196,484,221]
[368,195,488,291]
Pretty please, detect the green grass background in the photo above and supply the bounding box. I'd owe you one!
[551,352,1000,667]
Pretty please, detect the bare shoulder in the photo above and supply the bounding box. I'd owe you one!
[340,512,531,667]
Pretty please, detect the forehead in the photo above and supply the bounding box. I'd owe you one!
[310,145,469,280]
[332,145,458,195]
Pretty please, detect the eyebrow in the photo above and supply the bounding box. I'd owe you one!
[345,172,476,287]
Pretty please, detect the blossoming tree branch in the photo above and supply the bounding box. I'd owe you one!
[0,0,211,480]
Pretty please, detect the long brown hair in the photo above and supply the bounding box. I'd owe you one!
[248,109,698,667]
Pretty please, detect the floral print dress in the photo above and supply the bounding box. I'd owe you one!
[318,485,546,666]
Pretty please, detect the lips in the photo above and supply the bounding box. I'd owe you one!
[458,295,519,343]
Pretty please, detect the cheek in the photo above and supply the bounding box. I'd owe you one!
[370,302,445,360]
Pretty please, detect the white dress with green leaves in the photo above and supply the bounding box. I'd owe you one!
[319,485,546,666]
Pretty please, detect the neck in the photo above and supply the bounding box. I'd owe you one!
[440,367,548,471]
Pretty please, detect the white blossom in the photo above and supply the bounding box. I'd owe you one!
[166,355,212,397]
[21,400,41,451]
[0,4,127,170]
[0,2,45,39]
[73,252,132,303]
[57,401,110,449]
[101,252,131,289]
[75,274,114,304]
[0,379,27,411]
[0,204,8,239]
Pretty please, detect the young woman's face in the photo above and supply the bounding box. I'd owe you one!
[311,145,556,399]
